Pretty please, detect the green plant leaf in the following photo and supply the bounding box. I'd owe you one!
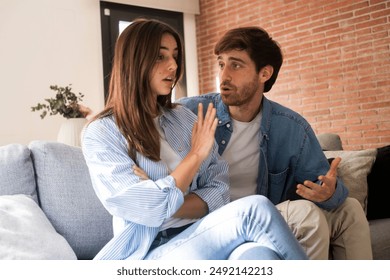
[31,84,85,119]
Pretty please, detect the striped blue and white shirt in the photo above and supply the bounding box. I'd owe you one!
[82,105,230,260]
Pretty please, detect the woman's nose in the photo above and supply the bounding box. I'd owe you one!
[168,57,178,71]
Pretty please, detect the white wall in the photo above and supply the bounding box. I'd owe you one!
[0,0,199,146]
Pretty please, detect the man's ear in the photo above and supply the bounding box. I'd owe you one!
[259,65,274,83]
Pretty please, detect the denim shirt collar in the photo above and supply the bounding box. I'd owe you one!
[215,93,272,137]
[260,97,272,141]
[214,94,232,130]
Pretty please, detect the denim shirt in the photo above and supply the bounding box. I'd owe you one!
[82,104,229,259]
[179,93,348,211]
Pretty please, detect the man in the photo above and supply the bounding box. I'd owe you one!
[179,26,372,259]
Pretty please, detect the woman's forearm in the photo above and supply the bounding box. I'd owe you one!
[170,152,203,193]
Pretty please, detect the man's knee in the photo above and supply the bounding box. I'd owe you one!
[277,200,330,259]
[325,197,372,260]
[278,200,327,224]
[278,200,329,238]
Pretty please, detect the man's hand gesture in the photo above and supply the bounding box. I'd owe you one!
[296,157,341,202]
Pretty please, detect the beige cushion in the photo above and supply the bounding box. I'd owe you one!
[323,149,377,212]
[0,194,77,260]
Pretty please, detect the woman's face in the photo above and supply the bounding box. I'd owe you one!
[150,33,178,96]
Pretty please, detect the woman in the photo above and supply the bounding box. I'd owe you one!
[82,18,307,260]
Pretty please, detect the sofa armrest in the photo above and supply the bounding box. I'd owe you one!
[0,144,38,203]
[29,141,113,260]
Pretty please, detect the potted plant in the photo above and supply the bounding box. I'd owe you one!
[31,84,92,147]
[31,84,89,119]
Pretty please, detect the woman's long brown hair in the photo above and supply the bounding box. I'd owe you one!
[92,18,184,162]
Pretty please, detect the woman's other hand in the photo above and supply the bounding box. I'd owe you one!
[133,165,149,180]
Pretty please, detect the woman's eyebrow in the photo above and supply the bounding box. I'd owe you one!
[160,46,178,51]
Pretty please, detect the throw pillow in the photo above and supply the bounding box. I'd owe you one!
[0,194,77,260]
[323,149,377,212]
[367,145,390,220]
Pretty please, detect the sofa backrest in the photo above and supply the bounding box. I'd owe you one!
[29,141,113,260]
[317,133,343,151]
[0,144,38,203]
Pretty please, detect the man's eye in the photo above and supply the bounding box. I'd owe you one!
[232,63,240,69]
[218,63,224,69]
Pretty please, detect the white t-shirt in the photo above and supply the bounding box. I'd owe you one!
[222,111,262,201]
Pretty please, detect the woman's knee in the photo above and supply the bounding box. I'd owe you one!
[228,195,278,220]
[237,195,277,212]
[238,195,274,207]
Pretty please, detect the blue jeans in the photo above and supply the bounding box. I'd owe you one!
[145,195,308,260]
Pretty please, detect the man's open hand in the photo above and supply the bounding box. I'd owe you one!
[296,157,341,202]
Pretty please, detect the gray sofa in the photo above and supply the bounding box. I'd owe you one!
[0,140,388,259]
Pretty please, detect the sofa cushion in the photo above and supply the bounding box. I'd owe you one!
[0,194,76,259]
[367,145,390,220]
[0,144,38,203]
[323,149,377,212]
[29,141,113,260]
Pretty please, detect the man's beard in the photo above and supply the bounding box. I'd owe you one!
[220,77,260,106]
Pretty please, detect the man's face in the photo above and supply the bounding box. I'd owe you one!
[217,50,261,106]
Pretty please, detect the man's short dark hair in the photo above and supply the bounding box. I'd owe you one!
[214,27,283,92]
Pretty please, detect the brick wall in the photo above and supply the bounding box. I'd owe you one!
[195,0,390,150]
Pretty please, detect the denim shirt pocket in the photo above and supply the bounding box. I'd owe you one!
[268,168,289,204]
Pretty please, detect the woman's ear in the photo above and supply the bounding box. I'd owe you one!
[259,65,274,83]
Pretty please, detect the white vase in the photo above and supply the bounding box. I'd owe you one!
[57,118,87,147]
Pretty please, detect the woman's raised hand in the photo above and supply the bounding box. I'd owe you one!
[170,103,218,194]
[190,103,218,161]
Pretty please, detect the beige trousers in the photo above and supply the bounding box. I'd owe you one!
[276,198,373,260]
